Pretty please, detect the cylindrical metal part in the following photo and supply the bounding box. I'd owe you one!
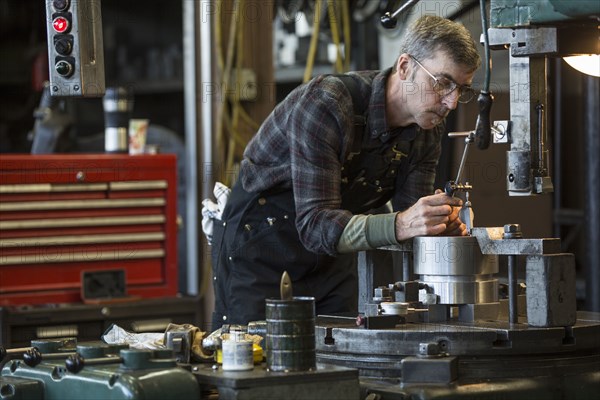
[103,86,133,153]
[265,296,316,372]
[508,255,518,324]
[507,150,532,193]
[413,236,499,304]
[380,302,408,315]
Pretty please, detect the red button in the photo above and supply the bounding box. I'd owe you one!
[52,17,69,33]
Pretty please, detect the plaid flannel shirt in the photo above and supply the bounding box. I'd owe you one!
[240,68,443,256]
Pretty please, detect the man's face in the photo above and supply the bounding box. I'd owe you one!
[402,51,476,130]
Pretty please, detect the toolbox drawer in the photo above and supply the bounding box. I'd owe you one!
[0,154,179,306]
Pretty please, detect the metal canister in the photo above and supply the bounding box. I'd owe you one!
[221,339,254,371]
[103,86,133,153]
[265,296,316,372]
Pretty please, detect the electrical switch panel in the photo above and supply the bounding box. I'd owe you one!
[45,0,105,97]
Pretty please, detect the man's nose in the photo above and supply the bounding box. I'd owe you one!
[441,89,460,110]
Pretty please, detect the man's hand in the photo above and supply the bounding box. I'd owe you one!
[394,190,467,242]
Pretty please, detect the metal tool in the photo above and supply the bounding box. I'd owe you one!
[446,131,476,234]
[280,270,293,301]
[459,189,474,235]
[445,131,475,197]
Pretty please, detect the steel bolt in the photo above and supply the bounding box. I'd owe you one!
[418,342,440,356]
[503,223,522,239]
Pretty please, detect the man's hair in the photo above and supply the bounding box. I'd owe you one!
[399,15,481,72]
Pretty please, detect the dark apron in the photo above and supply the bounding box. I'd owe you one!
[210,185,357,329]
[211,129,415,330]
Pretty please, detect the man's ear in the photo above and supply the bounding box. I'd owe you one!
[396,54,411,80]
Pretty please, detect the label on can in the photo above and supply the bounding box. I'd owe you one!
[221,340,253,371]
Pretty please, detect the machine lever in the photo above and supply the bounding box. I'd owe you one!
[66,353,123,374]
[380,0,421,29]
[475,91,494,149]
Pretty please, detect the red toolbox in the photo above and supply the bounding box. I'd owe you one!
[0,154,179,306]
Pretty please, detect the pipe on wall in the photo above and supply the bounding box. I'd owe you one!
[584,75,599,312]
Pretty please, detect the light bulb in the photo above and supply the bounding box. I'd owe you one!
[563,55,600,77]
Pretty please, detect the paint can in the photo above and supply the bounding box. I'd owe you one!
[221,336,254,371]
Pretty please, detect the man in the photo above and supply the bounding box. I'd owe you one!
[209,15,481,329]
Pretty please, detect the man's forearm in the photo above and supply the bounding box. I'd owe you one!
[336,213,399,253]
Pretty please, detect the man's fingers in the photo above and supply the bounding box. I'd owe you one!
[422,192,463,207]
[423,204,454,217]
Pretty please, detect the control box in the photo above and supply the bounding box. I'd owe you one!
[44,0,105,97]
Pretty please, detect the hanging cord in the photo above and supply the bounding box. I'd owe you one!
[480,0,491,93]
[474,0,493,150]
[341,0,351,71]
[225,0,247,182]
[305,0,353,81]
[327,0,344,73]
[214,0,239,181]
[304,0,323,82]
[214,0,259,185]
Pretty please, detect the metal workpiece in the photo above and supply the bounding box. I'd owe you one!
[380,302,409,316]
[413,236,499,305]
[526,253,577,327]
[471,227,561,255]
[413,236,498,276]
[419,275,499,305]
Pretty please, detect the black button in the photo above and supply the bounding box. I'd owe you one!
[53,0,70,11]
[55,60,74,77]
[54,35,73,55]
